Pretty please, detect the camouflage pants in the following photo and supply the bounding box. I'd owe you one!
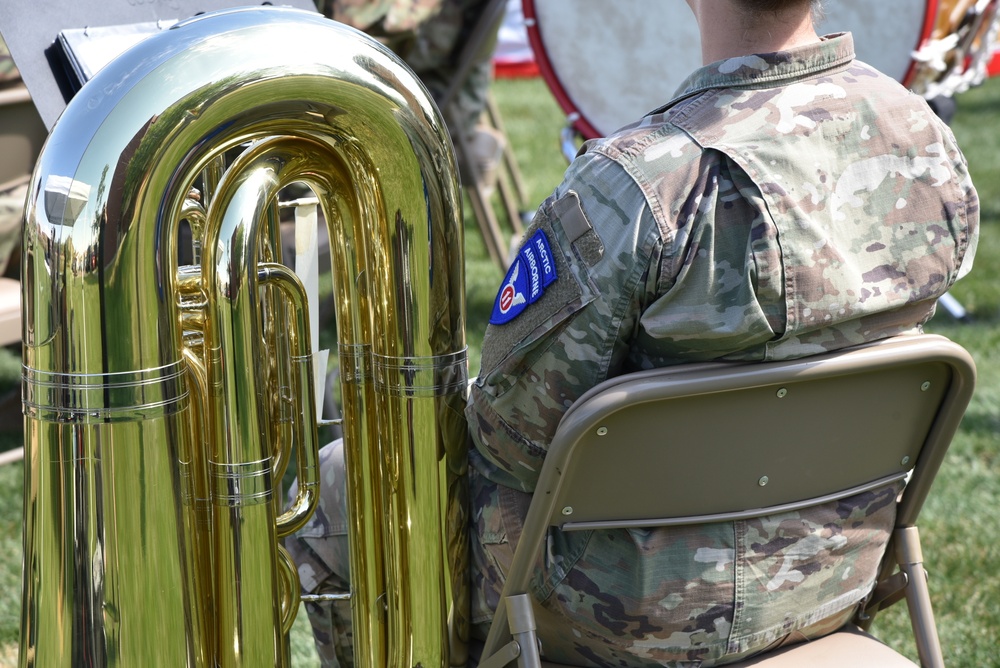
[285,441,502,667]
[288,444,894,667]
[317,0,496,136]
[285,440,355,668]
[397,0,494,137]
[285,439,493,668]
[470,463,900,667]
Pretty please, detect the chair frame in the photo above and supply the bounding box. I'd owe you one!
[478,334,976,668]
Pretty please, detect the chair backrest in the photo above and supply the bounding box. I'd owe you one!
[481,334,976,663]
[543,334,975,533]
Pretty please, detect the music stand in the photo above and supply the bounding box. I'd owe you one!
[0,0,317,130]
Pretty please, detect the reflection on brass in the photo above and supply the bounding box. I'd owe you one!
[20,7,466,668]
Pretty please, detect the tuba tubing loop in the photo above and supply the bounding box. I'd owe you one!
[257,261,320,538]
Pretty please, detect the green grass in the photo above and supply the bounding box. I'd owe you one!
[1,74,999,667]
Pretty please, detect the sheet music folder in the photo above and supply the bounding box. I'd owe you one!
[57,21,177,92]
[0,1,318,130]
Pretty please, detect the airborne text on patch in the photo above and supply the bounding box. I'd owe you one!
[490,229,557,325]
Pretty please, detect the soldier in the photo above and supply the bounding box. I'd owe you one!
[466,0,978,666]
[317,0,504,192]
[290,0,980,666]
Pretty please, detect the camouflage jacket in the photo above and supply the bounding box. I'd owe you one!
[321,0,444,33]
[467,33,978,667]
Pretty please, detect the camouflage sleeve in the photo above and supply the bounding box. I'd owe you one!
[950,127,980,282]
[327,0,446,33]
[466,150,665,493]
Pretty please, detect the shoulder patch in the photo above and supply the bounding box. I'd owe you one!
[490,229,557,325]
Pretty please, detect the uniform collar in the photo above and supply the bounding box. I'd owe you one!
[671,32,857,100]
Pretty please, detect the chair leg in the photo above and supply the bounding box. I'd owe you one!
[451,121,509,270]
[466,178,509,270]
[507,594,542,668]
[895,526,945,668]
[497,171,525,245]
[452,93,531,269]
[477,594,542,668]
[486,92,529,221]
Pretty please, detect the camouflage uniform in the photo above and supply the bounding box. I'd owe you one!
[467,32,978,667]
[286,441,354,667]
[317,0,495,135]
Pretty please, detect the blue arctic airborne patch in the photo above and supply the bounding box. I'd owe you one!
[490,229,557,325]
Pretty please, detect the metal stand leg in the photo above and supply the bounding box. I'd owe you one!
[439,0,527,271]
[937,291,970,321]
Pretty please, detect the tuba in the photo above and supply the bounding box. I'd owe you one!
[19,7,468,667]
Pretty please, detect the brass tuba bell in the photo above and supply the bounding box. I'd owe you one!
[19,7,468,667]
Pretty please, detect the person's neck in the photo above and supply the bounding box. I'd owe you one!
[695,8,821,64]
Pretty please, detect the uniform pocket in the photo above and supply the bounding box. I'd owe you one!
[539,524,733,666]
[470,470,534,625]
[728,482,900,654]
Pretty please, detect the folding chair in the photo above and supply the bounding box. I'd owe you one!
[477,334,976,668]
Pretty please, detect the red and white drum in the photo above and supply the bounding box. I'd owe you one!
[524,0,999,139]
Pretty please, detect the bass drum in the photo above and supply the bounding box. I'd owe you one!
[524,0,993,139]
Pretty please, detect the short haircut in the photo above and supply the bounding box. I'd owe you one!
[731,0,822,18]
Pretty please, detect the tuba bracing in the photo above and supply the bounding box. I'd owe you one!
[19,7,468,667]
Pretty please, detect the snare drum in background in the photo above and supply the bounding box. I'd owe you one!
[524,0,998,140]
